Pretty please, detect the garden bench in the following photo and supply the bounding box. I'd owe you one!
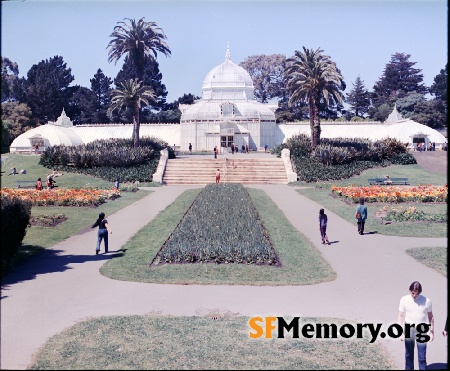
[17,180,36,189]
[368,177,409,185]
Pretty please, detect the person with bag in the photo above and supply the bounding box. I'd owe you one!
[355,196,367,235]
[318,208,330,245]
[91,212,112,255]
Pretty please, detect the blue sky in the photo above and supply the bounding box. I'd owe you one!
[1,0,447,103]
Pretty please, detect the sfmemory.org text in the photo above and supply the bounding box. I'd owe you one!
[249,317,431,343]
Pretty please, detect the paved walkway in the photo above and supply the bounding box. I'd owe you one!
[1,184,447,370]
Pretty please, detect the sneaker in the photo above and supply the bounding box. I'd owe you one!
[326,240,330,244]
[96,250,99,255]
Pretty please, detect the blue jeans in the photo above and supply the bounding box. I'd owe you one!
[96,229,108,253]
[405,329,427,370]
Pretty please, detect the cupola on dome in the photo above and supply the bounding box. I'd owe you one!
[201,44,255,100]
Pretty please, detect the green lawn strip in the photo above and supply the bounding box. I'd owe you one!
[101,188,336,285]
[295,187,447,238]
[289,164,447,188]
[28,316,396,370]
[21,191,151,249]
[1,153,161,189]
[405,246,447,277]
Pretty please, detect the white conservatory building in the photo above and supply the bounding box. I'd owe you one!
[179,45,278,152]
[9,48,447,154]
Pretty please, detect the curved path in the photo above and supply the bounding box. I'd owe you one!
[1,184,447,370]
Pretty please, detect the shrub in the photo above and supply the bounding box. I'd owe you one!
[1,193,32,272]
[39,137,173,182]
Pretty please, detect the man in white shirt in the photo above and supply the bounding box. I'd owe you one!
[397,281,434,370]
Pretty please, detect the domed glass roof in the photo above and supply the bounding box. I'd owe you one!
[201,45,255,100]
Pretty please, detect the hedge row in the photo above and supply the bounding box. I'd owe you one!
[272,134,417,182]
[39,137,175,182]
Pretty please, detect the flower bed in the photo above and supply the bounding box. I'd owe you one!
[330,185,447,203]
[0,188,120,207]
[379,205,447,222]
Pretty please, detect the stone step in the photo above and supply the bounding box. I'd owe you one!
[162,157,288,184]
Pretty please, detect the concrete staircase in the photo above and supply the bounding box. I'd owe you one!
[162,156,288,185]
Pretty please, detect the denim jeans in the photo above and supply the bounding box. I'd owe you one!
[357,221,365,234]
[405,329,427,370]
[96,229,108,253]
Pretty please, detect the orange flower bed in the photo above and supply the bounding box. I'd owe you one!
[1,188,120,206]
[330,184,447,203]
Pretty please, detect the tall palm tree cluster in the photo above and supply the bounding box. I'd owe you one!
[285,47,345,148]
[107,17,171,147]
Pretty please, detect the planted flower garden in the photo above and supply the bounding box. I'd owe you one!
[153,183,279,266]
[1,188,120,207]
[330,185,447,203]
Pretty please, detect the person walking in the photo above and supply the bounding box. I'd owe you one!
[397,281,434,370]
[35,178,43,191]
[91,212,112,254]
[114,178,120,190]
[215,168,220,184]
[189,143,192,155]
[355,197,367,235]
[318,208,330,245]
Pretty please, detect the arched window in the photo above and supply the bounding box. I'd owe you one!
[220,102,235,117]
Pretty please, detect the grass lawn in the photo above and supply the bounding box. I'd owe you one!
[1,153,161,189]
[100,188,336,285]
[28,316,396,370]
[405,246,447,277]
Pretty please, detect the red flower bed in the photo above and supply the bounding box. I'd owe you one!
[330,184,447,203]
[1,188,120,206]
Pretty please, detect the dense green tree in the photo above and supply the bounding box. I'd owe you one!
[108,79,156,147]
[176,93,200,105]
[90,69,113,123]
[411,100,446,129]
[1,102,35,143]
[66,86,96,124]
[1,122,10,152]
[24,56,74,123]
[107,17,171,82]
[429,64,447,102]
[285,47,345,147]
[1,57,19,102]
[371,52,427,110]
[368,103,391,122]
[239,54,286,103]
[345,76,371,118]
[115,56,168,111]
[396,92,426,118]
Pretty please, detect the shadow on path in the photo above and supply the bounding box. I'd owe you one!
[1,248,123,294]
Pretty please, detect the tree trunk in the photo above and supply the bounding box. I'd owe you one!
[133,103,140,147]
[308,97,321,148]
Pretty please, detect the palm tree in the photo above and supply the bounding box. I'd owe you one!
[285,47,345,148]
[107,17,171,82]
[108,79,156,147]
